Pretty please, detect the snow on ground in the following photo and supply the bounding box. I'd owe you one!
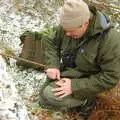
[0,55,31,120]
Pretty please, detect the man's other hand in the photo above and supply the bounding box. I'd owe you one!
[45,68,60,80]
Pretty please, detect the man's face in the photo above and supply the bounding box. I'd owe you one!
[63,21,89,39]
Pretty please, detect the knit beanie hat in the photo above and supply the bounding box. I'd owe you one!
[60,0,90,29]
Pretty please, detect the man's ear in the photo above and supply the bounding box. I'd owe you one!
[85,21,89,25]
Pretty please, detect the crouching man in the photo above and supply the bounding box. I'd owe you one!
[39,0,120,119]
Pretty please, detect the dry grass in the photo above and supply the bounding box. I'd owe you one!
[89,81,120,120]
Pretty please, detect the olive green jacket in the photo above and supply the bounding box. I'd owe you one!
[42,11,120,97]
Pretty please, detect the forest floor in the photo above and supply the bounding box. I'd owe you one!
[0,0,120,120]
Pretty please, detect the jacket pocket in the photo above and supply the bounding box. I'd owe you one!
[75,48,97,71]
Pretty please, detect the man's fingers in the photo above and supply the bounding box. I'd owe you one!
[60,78,67,82]
[56,74,60,80]
[52,87,63,92]
[54,91,65,96]
[55,81,64,86]
[47,72,56,79]
[58,93,67,98]
[56,70,60,80]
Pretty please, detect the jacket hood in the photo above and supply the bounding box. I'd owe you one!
[87,11,112,36]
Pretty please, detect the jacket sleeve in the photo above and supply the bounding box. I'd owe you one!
[71,28,120,96]
[42,26,63,69]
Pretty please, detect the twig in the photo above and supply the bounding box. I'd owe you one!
[0,52,46,69]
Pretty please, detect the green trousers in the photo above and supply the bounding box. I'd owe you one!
[39,78,96,111]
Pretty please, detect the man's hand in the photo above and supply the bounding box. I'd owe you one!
[45,68,60,80]
[52,78,72,98]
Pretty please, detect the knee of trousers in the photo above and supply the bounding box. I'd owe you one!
[41,83,88,108]
[41,82,94,109]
